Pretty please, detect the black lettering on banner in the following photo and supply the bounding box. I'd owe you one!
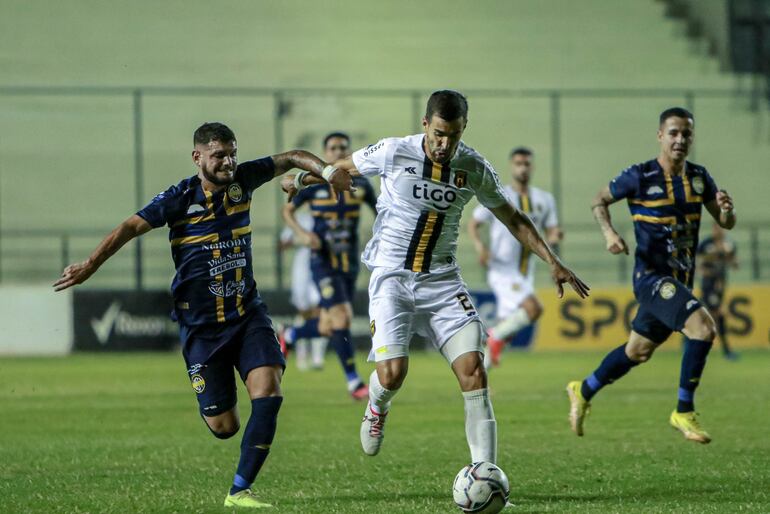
[560,299,584,338]
[456,293,475,312]
[623,300,639,332]
[591,298,618,337]
[727,296,752,336]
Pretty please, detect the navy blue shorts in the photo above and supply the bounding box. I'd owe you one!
[179,303,285,416]
[312,264,356,309]
[631,274,702,344]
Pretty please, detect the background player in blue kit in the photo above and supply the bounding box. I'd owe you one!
[697,223,739,360]
[566,107,736,444]
[54,122,350,508]
[282,132,378,399]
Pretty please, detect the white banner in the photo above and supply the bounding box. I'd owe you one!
[0,286,72,355]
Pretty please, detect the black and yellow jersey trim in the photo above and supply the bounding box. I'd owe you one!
[404,210,446,272]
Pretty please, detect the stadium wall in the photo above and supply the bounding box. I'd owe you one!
[0,286,72,355]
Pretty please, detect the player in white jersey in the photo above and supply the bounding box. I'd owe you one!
[469,147,562,368]
[279,213,326,370]
[281,90,589,466]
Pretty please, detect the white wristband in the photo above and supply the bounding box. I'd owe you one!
[321,165,338,182]
[293,170,309,191]
[720,207,734,215]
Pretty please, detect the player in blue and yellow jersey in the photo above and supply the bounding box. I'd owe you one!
[282,132,378,399]
[697,223,739,360]
[566,108,736,444]
[54,122,351,508]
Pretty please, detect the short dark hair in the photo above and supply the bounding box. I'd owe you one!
[510,146,533,158]
[659,107,694,126]
[425,90,468,122]
[323,131,350,148]
[194,122,236,146]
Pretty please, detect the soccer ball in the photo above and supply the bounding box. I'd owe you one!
[452,461,510,513]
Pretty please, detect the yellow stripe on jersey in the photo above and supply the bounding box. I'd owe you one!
[172,189,216,227]
[212,248,226,323]
[171,233,219,246]
[411,212,440,272]
[232,226,252,238]
[341,252,350,273]
[519,193,532,275]
[683,175,702,204]
[631,214,677,224]
[234,246,245,316]
[431,162,443,182]
[629,172,675,207]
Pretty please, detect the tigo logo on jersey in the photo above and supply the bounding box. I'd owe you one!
[227,183,244,203]
[412,183,457,211]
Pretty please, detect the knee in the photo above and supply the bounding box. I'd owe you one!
[626,342,655,363]
[529,299,544,321]
[457,357,487,391]
[378,367,407,390]
[329,308,351,330]
[691,319,718,342]
[205,417,240,439]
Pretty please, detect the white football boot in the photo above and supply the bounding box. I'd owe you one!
[360,401,387,456]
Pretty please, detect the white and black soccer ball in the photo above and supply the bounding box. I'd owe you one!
[452,461,510,513]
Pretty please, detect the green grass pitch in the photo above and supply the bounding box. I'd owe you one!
[2,350,769,513]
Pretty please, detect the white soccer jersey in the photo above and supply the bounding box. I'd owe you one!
[352,134,509,273]
[472,185,558,278]
[281,213,320,311]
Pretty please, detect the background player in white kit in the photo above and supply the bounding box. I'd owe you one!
[468,147,563,369]
[284,90,589,466]
[279,213,326,370]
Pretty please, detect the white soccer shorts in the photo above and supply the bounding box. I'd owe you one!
[290,258,320,312]
[487,267,535,319]
[368,267,482,362]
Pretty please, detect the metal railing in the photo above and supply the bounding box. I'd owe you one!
[2,221,767,291]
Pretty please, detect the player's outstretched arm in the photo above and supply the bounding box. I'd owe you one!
[281,202,321,249]
[490,203,590,299]
[705,189,736,230]
[272,150,352,197]
[466,218,490,267]
[53,215,152,291]
[591,186,628,255]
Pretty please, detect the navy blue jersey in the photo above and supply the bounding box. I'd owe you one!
[292,176,377,274]
[697,236,736,283]
[610,159,718,289]
[137,157,275,326]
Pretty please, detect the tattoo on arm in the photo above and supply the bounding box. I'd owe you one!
[272,150,326,177]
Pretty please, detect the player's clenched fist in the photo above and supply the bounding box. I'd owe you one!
[715,189,733,212]
[605,231,629,255]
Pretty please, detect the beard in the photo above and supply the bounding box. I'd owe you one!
[202,167,235,186]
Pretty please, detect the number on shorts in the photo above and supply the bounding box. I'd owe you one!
[456,293,475,312]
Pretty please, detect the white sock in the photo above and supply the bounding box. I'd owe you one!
[491,308,530,341]
[295,339,309,371]
[368,370,398,415]
[463,388,497,463]
[483,347,493,372]
[311,337,327,367]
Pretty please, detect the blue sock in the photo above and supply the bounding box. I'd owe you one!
[677,338,712,412]
[329,329,360,385]
[230,396,283,495]
[580,343,639,401]
[292,318,320,340]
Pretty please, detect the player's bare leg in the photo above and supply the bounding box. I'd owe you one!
[670,308,716,444]
[447,322,497,464]
[224,365,283,508]
[361,357,407,456]
[567,331,656,436]
[485,295,542,370]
